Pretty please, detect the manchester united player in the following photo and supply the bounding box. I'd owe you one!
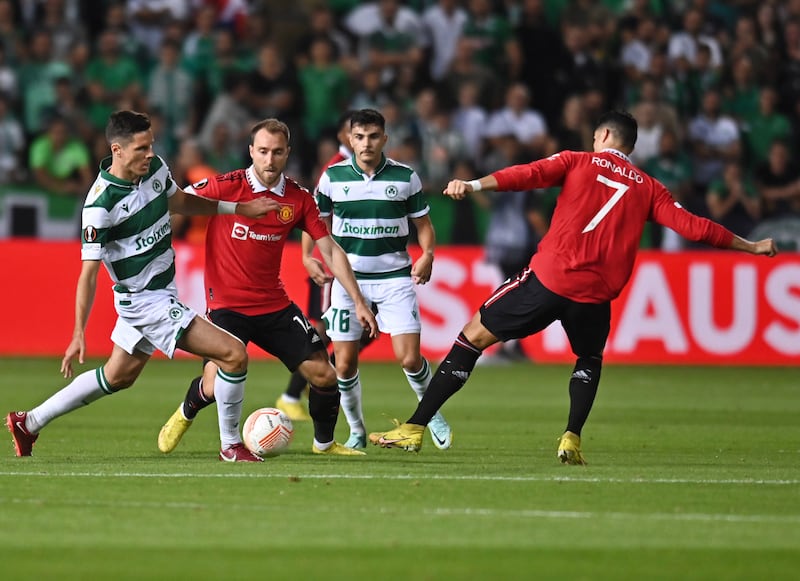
[158,118,378,461]
[369,110,777,464]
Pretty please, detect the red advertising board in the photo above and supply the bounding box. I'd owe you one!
[0,240,797,365]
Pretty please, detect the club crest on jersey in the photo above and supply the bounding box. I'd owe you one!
[83,225,98,242]
[277,204,294,224]
[385,185,398,198]
[192,178,209,190]
[232,222,249,240]
[152,180,163,192]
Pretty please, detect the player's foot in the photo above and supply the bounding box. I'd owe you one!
[157,405,192,453]
[557,431,587,466]
[368,421,424,452]
[219,443,264,462]
[312,441,366,456]
[427,412,453,450]
[6,411,38,457]
[275,396,311,421]
[344,432,367,449]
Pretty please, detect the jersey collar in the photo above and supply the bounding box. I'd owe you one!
[246,166,286,196]
[350,153,387,177]
[602,148,632,164]
[98,156,135,189]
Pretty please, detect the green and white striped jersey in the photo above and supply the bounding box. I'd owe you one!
[316,154,428,280]
[81,155,178,293]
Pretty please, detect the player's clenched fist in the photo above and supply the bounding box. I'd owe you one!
[443,179,471,200]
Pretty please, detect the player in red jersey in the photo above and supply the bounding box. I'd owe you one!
[275,110,377,421]
[369,110,777,464]
[157,118,378,460]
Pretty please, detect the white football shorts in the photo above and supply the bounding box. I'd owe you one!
[111,289,197,358]
[324,277,421,341]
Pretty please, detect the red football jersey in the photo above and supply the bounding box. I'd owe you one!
[189,167,330,315]
[492,149,734,303]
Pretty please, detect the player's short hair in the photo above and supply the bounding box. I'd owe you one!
[250,118,291,144]
[337,110,357,133]
[350,108,385,131]
[596,110,638,151]
[106,110,151,145]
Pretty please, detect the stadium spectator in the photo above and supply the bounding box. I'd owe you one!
[688,87,741,200]
[0,44,18,102]
[85,29,144,130]
[462,0,521,81]
[348,66,392,111]
[126,0,189,61]
[644,129,694,250]
[742,85,792,170]
[368,110,777,463]
[668,7,723,72]
[197,71,256,161]
[298,37,350,143]
[0,92,24,183]
[28,114,92,197]
[295,4,356,75]
[5,110,279,459]
[146,38,194,158]
[156,117,377,460]
[202,121,245,173]
[421,0,468,82]
[247,43,301,134]
[545,93,594,154]
[515,0,568,123]
[723,56,761,124]
[39,0,86,62]
[630,100,664,167]
[754,139,800,220]
[451,81,488,163]
[706,161,761,237]
[485,82,549,159]
[442,36,498,109]
[0,0,22,66]
[17,28,72,135]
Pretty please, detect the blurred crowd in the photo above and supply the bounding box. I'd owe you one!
[1,0,800,249]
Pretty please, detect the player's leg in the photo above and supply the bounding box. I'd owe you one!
[8,345,149,456]
[390,331,453,449]
[324,280,371,448]
[253,304,364,456]
[176,314,259,461]
[370,268,560,451]
[557,301,611,466]
[277,278,329,419]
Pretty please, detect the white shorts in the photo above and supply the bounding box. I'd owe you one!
[324,277,421,341]
[111,289,197,358]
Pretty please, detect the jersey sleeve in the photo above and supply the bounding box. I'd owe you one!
[300,193,330,240]
[184,176,221,201]
[492,152,572,192]
[80,205,111,261]
[406,171,429,218]
[650,182,734,248]
[315,171,333,217]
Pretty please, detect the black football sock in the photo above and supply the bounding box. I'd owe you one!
[182,376,214,420]
[565,356,603,435]
[407,333,482,426]
[284,369,308,400]
[308,385,340,443]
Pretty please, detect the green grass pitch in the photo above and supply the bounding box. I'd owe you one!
[1,357,798,580]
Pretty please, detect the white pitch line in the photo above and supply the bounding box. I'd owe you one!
[0,497,797,525]
[0,471,798,486]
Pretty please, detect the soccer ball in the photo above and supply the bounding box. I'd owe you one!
[242,407,294,458]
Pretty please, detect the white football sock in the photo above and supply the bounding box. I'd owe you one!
[404,358,431,401]
[215,368,246,449]
[27,368,111,433]
[338,371,364,434]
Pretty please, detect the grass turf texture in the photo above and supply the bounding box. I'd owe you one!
[0,358,798,580]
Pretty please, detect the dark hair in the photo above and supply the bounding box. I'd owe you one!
[350,108,385,131]
[250,118,290,144]
[337,110,356,132]
[595,110,638,151]
[106,110,151,144]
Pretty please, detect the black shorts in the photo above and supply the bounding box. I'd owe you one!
[479,268,611,358]
[306,277,331,322]
[209,304,327,371]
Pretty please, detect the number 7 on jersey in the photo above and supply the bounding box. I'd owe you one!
[582,175,630,233]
